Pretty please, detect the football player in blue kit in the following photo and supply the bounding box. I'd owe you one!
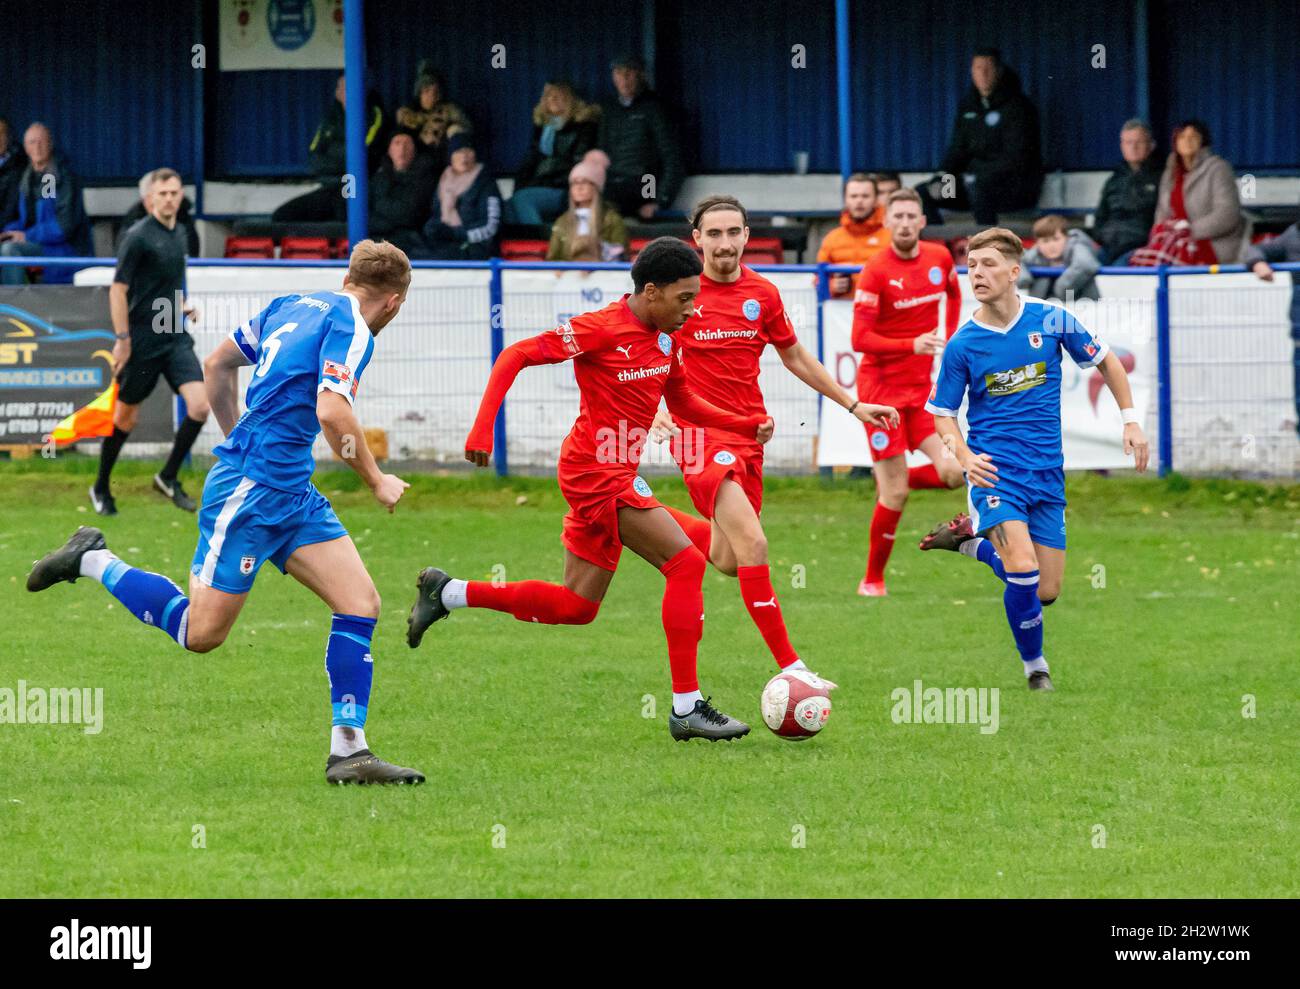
[917,227,1149,690]
[27,241,423,783]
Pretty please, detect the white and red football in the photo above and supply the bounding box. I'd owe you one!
[760,670,832,740]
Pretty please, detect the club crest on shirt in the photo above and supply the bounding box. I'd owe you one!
[870,430,890,451]
[713,450,737,465]
[928,266,943,285]
[986,495,1001,508]
[742,299,761,321]
[1028,331,1043,349]
[633,476,653,497]
[240,556,255,575]
[657,332,672,355]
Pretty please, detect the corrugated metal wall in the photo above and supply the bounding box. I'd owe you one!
[0,0,1294,184]
[1154,0,1300,170]
[1,0,200,181]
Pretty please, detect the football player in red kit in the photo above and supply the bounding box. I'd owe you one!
[853,188,965,596]
[651,195,897,681]
[406,238,771,742]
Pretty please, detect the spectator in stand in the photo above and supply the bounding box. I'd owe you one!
[1092,119,1162,263]
[1144,120,1246,265]
[872,172,902,202]
[369,133,437,255]
[1244,217,1300,435]
[918,48,1042,225]
[817,172,891,298]
[596,54,683,221]
[1017,214,1101,301]
[394,61,470,168]
[506,80,601,227]
[0,123,90,284]
[0,117,27,229]
[546,151,628,262]
[418,131,501,261]
[120,169,199,256]
[272,74,387,223]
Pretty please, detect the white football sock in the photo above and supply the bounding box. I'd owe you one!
[331,725,369,757]
[440,578,468,609]
[673,690,703,716]
[958,537,984,559]
[79,548,118,582]
[784,658,808,671]
[1022,656,1049,676]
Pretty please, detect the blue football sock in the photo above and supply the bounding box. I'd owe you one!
[325,614,376,729]
[1003,570,1045,671]
[977,538,1008,581]
[962,536,1007,582]
[100,558,189,648]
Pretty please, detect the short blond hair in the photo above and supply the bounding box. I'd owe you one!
[347,239,411,294]
[967,227,1024,262]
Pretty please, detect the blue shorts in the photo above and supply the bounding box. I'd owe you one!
[966,465,1068,550]
[190,460,348,594]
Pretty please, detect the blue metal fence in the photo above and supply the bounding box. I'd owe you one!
[3,255,1298,479]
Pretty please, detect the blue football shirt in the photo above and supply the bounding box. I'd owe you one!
[215,290,375,492]
[924,296,1108,471]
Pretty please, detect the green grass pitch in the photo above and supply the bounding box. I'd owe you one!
[1,459,1296,898]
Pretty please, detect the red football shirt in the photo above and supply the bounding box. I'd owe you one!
[674,265,798,443]
[851,241,961,407]
[536,297,687,470]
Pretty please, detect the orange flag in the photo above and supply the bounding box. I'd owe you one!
[51,382,118,446]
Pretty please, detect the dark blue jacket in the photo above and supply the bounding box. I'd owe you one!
[4,155,92,282]
[423,168,502,251]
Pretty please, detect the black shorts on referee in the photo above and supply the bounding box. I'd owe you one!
[116,344,204,406]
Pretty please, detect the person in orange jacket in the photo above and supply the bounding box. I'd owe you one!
[816,172,893,297]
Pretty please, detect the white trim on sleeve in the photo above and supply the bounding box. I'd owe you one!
[924,401,960,418]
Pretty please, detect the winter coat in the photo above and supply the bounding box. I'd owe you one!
[422,168,502,252]
[1154,150,1247,263]
[1093,156,1163,258]
[546,201,629,262]
[940,67,1043,205]
[3,154,92,281]
[517,102,600,190]
[1017,229,1101,301]
[308,93,387,179]
[395,100,470,156]
[596,90,683,209]
[369,156,437,237]
[1243,223,1300,334]
[0,141,26,228]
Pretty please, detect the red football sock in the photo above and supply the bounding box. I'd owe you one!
[736,564,799,668]
[660,545,707,692]
[663,504,713,560]
[908,463,945,489]
[466,580,600,624]
[865,503,903,584]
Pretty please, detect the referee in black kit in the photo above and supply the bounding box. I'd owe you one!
[91,168,209,516]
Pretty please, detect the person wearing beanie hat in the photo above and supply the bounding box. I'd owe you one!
[546,150,629,263]
[396,59,471,166]
[418,128,502,261]
[506,81,602,228]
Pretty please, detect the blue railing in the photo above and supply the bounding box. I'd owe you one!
[4,255,1298,479]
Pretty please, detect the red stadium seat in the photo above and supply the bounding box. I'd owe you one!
[332,237,351,258]
[746,237,784,262]
[500,239,550,261]
[1251,231,1277,244]
[279,236,332,260]
[224,236,274,259]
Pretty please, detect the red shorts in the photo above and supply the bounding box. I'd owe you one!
[559,462,662,572]
[674,435,764,519]
[864,404,937,462]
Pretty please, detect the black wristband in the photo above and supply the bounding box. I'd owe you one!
[847,400,860,414]
[115,333,130,340]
